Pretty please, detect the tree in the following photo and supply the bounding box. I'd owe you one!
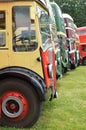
[50,0,86,27]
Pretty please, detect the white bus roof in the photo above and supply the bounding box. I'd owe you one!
[63,13,73,21]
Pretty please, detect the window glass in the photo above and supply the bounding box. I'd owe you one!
[12,6,38,52]
[68,19,74,29]
[37,7,52,49]
[82,45,86,51]
[0,32,6,46]
[51,26,58,49]
[0,11,6,47]
[0,11,5,29]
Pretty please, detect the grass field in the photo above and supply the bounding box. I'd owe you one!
[0,66,86,130]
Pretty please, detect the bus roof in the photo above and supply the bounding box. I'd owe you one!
[63,13,73,21]
[77,26,86,31]
[77,27,86,36]
[0,0,48,10]
[0,0,46,5]
[51,2,62,17]
[51,2,66,34]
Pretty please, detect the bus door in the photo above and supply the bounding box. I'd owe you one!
[9,5,43,75]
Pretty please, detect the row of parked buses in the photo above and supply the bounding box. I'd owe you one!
[0,0,82,128]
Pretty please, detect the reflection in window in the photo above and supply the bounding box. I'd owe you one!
[0,11,6,46]
[0,32,6,46]
[12,6,38,52]
[37,7,52,49]
[0,11,5,29]
[51,27,58,49]
[68,19,74,29]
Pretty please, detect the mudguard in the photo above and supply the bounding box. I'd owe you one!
[0,66,46,101]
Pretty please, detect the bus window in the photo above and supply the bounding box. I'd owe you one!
[0,11,6,46]
[37,7,52,50]
[12,6,38,52]
[51,26,59,49]
[0,11,5,29]
[82,45,86,51]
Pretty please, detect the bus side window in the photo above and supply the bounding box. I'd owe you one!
[82,45,86,51]
[0,11,6,46]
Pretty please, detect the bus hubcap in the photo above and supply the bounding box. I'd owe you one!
[1,91,28,119]
[2,96,23,118]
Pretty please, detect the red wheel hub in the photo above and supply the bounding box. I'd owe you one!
[1,91,29,121]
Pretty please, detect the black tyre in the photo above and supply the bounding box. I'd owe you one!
[82,57,86,65]
[70,63,76,69]
[0,78,41,128]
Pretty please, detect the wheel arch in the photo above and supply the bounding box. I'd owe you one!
[0,66,46,101]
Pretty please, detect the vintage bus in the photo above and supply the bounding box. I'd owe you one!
[76,26,86,65]
[0,0,57,128]
[44,0,60,79]
[51,2,68,77]
[63,13,78,69]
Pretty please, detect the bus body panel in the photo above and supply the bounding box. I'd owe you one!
[77,26,86,65]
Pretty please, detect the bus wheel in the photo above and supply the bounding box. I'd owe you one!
[82,57,86,65]
[71,63,75,69]
[0,78,41,128]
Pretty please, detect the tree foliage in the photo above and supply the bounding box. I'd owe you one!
[50,0,86,27]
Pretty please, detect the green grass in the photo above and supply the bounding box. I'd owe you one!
[0,66,86,130]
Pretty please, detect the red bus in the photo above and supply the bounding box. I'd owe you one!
[77,26,86,65]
